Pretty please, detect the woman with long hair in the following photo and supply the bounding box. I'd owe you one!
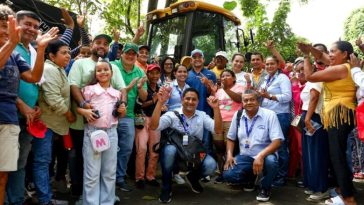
[299,41,357,205]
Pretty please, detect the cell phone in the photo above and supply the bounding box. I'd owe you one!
[304,120,322,136]
[93,110,101,119]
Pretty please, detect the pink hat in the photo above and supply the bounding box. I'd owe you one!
[27,120,47,138]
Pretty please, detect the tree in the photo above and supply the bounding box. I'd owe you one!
[238,0,308,62]
[343,8,364,58]
[44,0,102,16]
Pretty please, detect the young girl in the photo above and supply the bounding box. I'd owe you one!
[77,59,125,205]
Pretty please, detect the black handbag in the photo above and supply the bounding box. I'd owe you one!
[153,111,206,172]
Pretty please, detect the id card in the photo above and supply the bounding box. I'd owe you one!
[244,139,250,149]
[183,134,189,145]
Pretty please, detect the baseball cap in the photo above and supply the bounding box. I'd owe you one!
[123,42,139,53]
[215,51,228,60]
[27,120,47,139]
[93,34,112,44]
[191,49,204,58]
[147,63,161,72]
[139,45,150,51]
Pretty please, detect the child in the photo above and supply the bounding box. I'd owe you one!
[77,59,125,204]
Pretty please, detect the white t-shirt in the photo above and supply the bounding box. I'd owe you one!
[300,82,323,114]
[235,71,248,87]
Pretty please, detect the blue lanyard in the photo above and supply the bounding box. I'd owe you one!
[244,116,258,138]
[180,114,190,134]
[176,85,183,99]
[265,74,277,89]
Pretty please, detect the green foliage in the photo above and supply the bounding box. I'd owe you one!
[343,8,364,58]
[43,0,142,42]
[238,0,308,62]
[223,1,238,11]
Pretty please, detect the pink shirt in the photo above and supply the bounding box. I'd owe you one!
[82,83,121,128]
[215,84,244,122]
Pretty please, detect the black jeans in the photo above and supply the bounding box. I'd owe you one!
[327,112,355,198]
[68,129,84,196]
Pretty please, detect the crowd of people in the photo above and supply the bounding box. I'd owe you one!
[0,3,363,205]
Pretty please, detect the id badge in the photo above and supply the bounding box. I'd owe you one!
[244,139,250,149]
[183,134,189,145]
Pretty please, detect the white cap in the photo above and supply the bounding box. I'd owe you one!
[215,51,228,60]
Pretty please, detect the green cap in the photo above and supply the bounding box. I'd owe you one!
[93,34,112,44]
[123,42,138,53]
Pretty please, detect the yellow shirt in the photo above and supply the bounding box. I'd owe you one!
[211,66,224,79]
[322,63,356,128]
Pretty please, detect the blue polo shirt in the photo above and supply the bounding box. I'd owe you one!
[16,44,39,109]
[0,52,30,124]
[186,68,216,116]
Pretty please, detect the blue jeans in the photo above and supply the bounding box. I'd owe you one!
[116,117,135,183]
[222,154,278,190]
[202,128,213,155]
[5,119,33,205]
[274,113,290,184]
[83,125,118,205]
[160,144,217,192]
[32,128,53,204]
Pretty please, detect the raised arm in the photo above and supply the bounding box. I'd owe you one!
[150,87,170,130]
[266,40,285,68]
[0,16,20,69]
[21,27,59,83]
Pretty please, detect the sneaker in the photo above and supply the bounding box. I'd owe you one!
[116,181,133,192]
[304,189,314,195]
[296,180,305,188]
[309,191,330,200]
[186,173,203,193]
[146,179,160,187]
[243,183,255,192]
[214,175,224,184]
[114,195,120,205]
[159,189,172,203]
[256,189,271,202]
[26,182,36,198]
[200,175,210,183]
[173,174,185,185]
[135,180,145,189]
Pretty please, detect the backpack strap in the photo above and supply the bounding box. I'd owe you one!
[173,111,186,131]
[236,109,244,140]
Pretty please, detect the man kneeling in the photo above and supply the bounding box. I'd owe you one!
[222,89,283,202]
[150,87,222,203]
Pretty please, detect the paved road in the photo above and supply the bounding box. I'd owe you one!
[116,178,364,205]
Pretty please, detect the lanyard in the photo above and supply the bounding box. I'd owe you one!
[180,114,190,134]
[265,75,276,89]
[176,85,183,99]
[244,116,258,138]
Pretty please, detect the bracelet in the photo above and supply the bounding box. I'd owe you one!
[79,100,90,108]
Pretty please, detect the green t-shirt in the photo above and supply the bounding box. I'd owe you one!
[68,57,126,130]
[111,60,147,118]
[16,44,39,109]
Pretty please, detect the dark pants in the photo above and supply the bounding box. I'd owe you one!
[302,112,329,192]
[327,112,355,198]
[274,113,290,184]
[69,128,84,196]
[50,134,68,181]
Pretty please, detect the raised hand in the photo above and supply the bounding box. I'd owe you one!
[126,77,139,92]
[265,40,274,50]
[112,28,120,42]
[297,42,311,55]
[36,27,59,49]
[350,53,361,68]
[61,9,74,29]
[135,24,145,37]
[137,77,147,89]
[207,96,219,109]
[157,86,170,104]
[7,15,21,45]
[355,37,362,47]
[76,15,86,28]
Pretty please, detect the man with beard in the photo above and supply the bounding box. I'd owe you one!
[68,34,126,201]
[111,42,148,192]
